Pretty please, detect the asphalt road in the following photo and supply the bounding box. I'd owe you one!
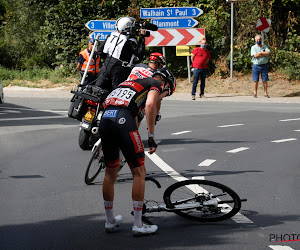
[0,96,299,250]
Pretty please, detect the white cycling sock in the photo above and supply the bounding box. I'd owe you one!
[133,200,143,227]
[104,200,114,224]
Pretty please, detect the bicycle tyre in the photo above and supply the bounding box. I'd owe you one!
[84,143,105,185]
[163,180,241,222]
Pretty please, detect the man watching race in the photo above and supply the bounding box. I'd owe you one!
[99,67,176,236]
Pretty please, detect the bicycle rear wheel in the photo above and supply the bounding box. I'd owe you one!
[163,180,241,222]
[84,142,105,185]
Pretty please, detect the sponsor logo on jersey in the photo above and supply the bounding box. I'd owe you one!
[102,109,118,118]
[128,67,154,80]
[119,81,144,92]
[130,130,144,153]
[135,90,148,107]
[118,117,126,124]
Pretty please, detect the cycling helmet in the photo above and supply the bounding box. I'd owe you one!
[153,67,176,96]
[116,17,136,35]
[149,52,166,67]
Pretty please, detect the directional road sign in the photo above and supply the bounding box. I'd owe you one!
[151,18,198,29]
[145,28,205,47]
[89,31,112,41]
[85,20,116,31]
[176,45,196,56]
[256,17,271,33]
[140,7,203,19]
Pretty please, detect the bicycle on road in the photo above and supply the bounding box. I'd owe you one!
[84,138,125,185]
[85,144,247,222]
[139,176,246,223]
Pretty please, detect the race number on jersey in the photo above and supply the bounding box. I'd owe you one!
[104,87,136,108]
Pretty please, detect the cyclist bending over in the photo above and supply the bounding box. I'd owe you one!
[127,52,167,126]
[99,67,176,236]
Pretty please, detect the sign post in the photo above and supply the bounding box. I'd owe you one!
[176,46,196,83]
[226,0,248,79]
[140,7,203,19]
[85,20,116,31]
[141,7,203,82]
[85,20,116,41]
[256,17,271,45]
[151,18,198,29]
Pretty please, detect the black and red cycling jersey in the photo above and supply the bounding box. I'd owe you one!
[103,77,164,118]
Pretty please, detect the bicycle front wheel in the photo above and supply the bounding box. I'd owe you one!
[163,180,241,222]
[84,143,105,185]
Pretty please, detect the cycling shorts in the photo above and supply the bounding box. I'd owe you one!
[99,106,145,169]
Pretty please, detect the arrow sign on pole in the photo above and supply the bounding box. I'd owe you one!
[141,7,203,19]
[145,28,205,47]
[85,20,116,31]
[151,18,198,28]
[256,17,271,32]
[89,31,112,41]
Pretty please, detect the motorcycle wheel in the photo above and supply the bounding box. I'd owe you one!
[79,129,92,150]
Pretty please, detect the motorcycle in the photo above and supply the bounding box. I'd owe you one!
[68,85,109,150]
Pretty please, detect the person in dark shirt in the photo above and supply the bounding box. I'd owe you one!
[99,67,175,236]
[95,17,146,92]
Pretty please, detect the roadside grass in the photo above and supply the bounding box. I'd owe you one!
[0,66,79,88]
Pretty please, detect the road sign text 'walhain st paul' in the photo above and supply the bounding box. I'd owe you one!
[140,7,202,19]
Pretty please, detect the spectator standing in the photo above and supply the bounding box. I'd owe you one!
[76,38,100,87]
[251,34,271,98]
[191,39,211,100]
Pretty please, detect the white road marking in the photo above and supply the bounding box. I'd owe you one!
[171,131,192,135]
[0,115,67,121]
[145,152,253,224]
[294,129,300,132]
[231,213,253,224]
[198,159,216,167]
[271,138,297,143]
[145,152,187,182]
[192,176,205,180]
[0,107,34,111]
[280,118,300,122]
[269,246,294,250]
[218,124,244,128]
[227,147,249,153]
[40,110,68,113]
[0,106,68,113]
[0,107,68,114]
[0,110,21,114]
[0,124,78,135]
[161,148,186,152]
